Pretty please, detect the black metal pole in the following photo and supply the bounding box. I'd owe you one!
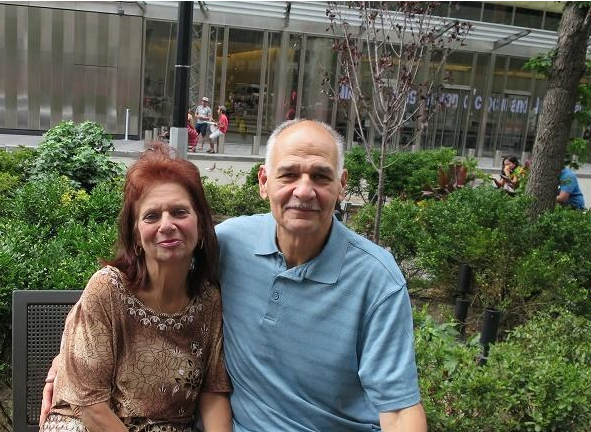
[170,1,193,158]
[173,1,193,128]
[458,263,471,296]
[478,308,502,365]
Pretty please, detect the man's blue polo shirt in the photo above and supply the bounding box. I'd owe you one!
[559,168,585,210]
[216,213,421,432]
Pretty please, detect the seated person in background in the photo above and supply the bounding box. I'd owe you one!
[557,166,586,210]
[40,143,232,432]
[188,110,198,152]
[207,106,228,154]
[493,154,525,194]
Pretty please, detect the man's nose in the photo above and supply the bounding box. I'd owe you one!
[293,177,316,201]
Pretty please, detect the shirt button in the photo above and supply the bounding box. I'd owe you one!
[272,292,280,301]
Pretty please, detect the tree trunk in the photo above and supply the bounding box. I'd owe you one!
[526,3,591,218]
[372,135,388,244]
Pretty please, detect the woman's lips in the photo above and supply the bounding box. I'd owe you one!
[158,239,182,248]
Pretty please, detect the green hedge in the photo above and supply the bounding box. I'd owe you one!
[416,308,591,431]
[344,146,464,201]
[0,175,121,384]
[353,186,591,319]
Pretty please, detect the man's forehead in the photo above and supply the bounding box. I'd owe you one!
[274,124,337,159]
[276,160,335,172]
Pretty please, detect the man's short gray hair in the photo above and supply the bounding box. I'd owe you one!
[265,119,345,176]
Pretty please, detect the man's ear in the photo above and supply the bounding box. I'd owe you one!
[258,165,269,200]
[338,168,348,202]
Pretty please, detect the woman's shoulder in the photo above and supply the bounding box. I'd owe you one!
[199,281,222,310]
[82,266,126,301]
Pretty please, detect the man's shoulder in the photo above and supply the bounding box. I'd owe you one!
[216,213,270,239]
[338,223,403,283]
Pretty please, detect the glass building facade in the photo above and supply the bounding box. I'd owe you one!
[0,1,578,160]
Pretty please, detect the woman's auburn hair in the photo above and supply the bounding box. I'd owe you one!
[103,142,219,297]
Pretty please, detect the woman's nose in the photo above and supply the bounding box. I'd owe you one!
[158,213,176,233]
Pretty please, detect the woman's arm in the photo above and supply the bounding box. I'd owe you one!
[198,392,232,432]
[76,402,128,432]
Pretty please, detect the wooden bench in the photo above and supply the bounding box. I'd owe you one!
[12,290,82,432]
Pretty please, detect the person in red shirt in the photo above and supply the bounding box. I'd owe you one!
[187,110,198,152]
[207,106,228,153]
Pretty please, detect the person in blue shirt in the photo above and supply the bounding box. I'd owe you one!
[557,167,586,210]
[214,119,425,432]
[41,120,426,432]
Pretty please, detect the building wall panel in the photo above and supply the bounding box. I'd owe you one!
[5,5,19,128]
[0,3,141,135]
[27,6,41,130]
[16,6,29,129]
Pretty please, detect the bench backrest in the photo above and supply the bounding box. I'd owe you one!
[12,290,82,432]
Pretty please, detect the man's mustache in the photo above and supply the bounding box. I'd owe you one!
[283,200,320,211]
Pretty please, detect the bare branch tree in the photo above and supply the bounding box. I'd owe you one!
[325,1,471,243]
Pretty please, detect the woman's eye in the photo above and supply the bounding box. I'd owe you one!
[143,213,158,222]
[174,209,189,217]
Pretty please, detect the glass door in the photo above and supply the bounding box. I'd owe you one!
[222,29,264,147]
[493,91,530,156]
[424,87,472,151]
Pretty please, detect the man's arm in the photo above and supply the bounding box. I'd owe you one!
[379,403,427,432]
[198,392,232,432]
[556,190,571,204]
[39,355,59,428]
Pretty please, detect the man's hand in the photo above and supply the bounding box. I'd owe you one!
[39,355,59,429]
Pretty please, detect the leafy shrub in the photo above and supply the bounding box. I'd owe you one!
[204,180,269,218]
[513,207,591,317]
[245,161,263,187]
[416,308,591,431]
[0,147,37,179]
[0,172,19,197]
[0,176,121,384]
[29,120,124,190]
[417,186,531,307]
[344,146,459,201]
[357,186,590,319]
[350,198,426,264]
[203,167,268,218]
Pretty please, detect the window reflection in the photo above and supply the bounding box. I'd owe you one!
[143,20,177,131]
[282,34,302,121]
[300,37,336,124]
[224,29,264,144]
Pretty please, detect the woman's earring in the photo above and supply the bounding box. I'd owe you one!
[199,238,204,249]
[134,243,143,257]
[190,257,196,272]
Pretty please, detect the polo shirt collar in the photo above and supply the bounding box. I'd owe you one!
[253,213,281,256]
[253,213,348,285]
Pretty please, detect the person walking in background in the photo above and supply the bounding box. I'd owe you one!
[188,110,198,152]
[557,166,586,209]
[207,106,228,154]
[194,97,212,152]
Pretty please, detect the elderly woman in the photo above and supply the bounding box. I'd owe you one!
[40,143,232,431]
